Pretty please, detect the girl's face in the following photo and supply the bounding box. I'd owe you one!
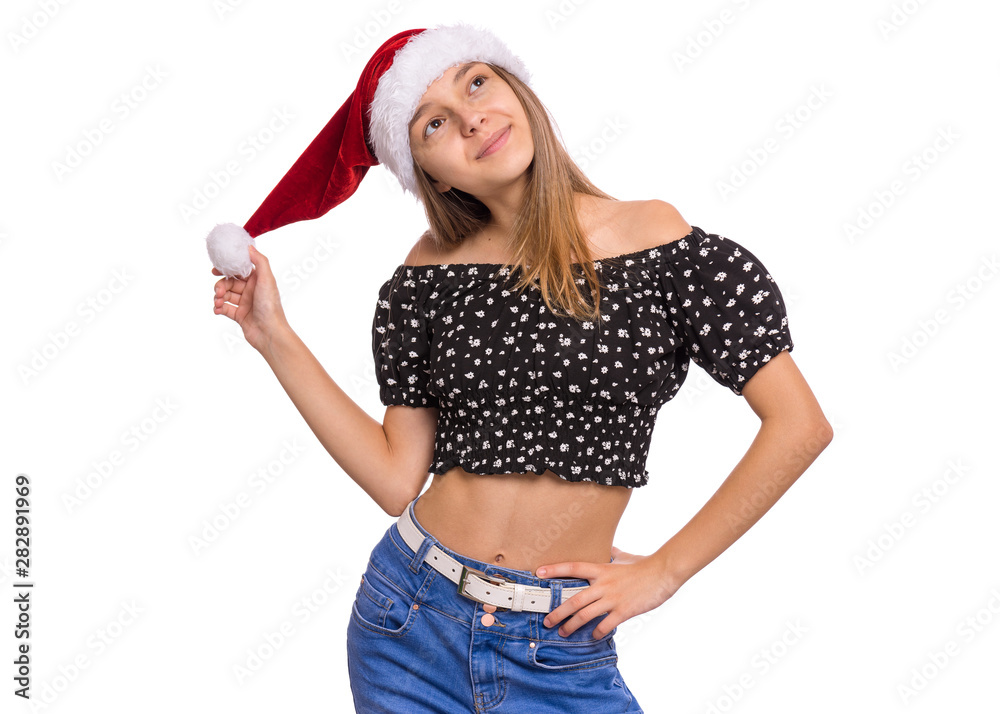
[408,62,534,199]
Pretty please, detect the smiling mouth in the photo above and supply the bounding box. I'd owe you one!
[477,127,511,159]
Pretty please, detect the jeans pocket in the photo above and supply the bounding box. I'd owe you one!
[530,632,619,672]
[351,560,418,637]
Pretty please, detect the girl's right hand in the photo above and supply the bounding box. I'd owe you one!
[212,245,289,354]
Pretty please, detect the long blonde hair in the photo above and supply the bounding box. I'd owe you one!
[411,63,615,323]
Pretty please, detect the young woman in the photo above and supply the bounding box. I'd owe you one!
[211,23,833,713]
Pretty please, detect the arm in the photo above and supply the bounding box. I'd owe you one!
[648,349,833,591]
[536,350,833,638]
[261,325,438,517]
[213,246,436,517]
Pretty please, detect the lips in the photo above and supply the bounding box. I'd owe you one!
[477,126,510,159]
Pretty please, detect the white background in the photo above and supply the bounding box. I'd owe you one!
[3,0,998,712]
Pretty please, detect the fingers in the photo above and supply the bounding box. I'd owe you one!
[565,601,615,638]
[211,248,268,323]
[213,298,239,321]
[213,273,248,320]
[543,590,587,629]
[536,561,590,579]
[213,275,247,301]
[213,286,238,314]
[214,284,242,308]
[544,590,608,637]
[248,245,274,280]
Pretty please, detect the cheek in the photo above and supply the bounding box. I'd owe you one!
[515,132,535,162]
[415,151,447,178]
[410,144,437,174]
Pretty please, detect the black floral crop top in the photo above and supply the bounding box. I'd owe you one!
[371,226,794,488]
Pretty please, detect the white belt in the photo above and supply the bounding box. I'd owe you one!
[396,502,589,614]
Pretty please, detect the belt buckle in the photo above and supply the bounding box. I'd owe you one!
[458,565,511,611]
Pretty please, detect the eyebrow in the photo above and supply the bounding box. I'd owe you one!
[408,62,479,133]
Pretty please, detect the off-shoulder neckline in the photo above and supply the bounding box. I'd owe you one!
[393,227,701,274]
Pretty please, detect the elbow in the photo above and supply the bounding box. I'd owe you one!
[382,502,406,519]
[765,413,833,457]
[801,416,834,456]
[379,494,409,519]
[816,418,834,448]
[763,410,834,451]
[379,486,413,518]
[382,481,427,519]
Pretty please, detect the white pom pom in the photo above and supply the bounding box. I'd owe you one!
[206,223,255,278]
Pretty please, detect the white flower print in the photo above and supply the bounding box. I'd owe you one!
[371,226,792,487]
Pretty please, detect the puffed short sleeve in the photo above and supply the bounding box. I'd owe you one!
[659,228,794,395]
[371,267,439,408]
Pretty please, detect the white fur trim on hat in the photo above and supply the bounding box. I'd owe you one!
[368,23,531,197]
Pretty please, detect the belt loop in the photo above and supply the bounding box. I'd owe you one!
[510,583,527,612]
[409,535,434,574]
[548,580,562,610]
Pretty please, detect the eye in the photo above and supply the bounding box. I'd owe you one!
[422,75,488,139]
[423,118,444,138]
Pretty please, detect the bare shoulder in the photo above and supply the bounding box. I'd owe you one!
[576,196,693,259]
[620,199,693,249]
[402,230,448,267]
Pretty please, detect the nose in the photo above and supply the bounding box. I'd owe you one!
[457,108,487,136]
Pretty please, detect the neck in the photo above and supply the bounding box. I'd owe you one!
[474,172,530,236]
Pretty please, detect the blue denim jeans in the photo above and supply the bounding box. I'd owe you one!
[346,494,644,712]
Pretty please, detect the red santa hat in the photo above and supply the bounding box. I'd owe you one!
[223,23,531,245]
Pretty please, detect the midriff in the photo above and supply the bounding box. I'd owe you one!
[412,465,633,574]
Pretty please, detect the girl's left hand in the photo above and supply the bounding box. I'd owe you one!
[536,546,680,639]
